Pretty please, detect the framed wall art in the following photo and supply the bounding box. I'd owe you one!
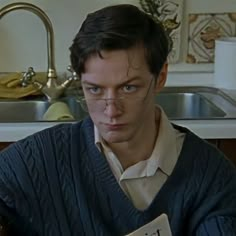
[187,12,236,63]
[139,0,184,63]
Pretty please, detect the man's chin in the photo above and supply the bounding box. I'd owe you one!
[102,132,129,144]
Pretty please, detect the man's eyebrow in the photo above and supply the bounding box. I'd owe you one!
[81,81,99,86]
[121,77,141,84]
[116,77,144,87]
[81,77,142,86]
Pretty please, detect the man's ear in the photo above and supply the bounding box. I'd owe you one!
[154,63,168,93]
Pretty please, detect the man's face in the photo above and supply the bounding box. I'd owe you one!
[81,46,167,144]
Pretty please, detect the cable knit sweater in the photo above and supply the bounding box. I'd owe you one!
[0,117,236,236]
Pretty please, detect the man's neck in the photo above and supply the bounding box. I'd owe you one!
[107,110,161,170]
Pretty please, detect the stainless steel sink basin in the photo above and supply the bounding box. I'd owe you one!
[0,86,235,122]
[156,92,226,119]
[157,86,236,120]
[0,97,86,122]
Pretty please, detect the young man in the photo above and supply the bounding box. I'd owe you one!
[0,4,236,236]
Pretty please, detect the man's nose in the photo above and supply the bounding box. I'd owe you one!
[104,99,122,118]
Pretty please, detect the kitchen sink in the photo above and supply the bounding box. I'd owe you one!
[0,86,235,122]
[0,97,86,122]
[157,86,236,120]
[156,92,226,119]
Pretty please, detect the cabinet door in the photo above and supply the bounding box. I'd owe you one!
[218,139,236,167]
[0,143,12,151]
[207,139,236,167]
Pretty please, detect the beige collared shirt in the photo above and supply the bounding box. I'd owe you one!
[94,107,185,210]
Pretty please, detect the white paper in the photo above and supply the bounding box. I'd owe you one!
[125,213,172,236]
[214,37,236,90]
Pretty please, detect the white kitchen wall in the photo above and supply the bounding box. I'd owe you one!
[0,0,236,73]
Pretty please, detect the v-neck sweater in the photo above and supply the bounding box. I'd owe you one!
[0,117,235,236]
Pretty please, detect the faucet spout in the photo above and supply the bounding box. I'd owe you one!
[0,2,57,80]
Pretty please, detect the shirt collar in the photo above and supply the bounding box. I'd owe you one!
[94,106,179,177]
[94,127,103,152]
[148,106,178,176]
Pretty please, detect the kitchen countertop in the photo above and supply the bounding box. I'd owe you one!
[0,118,236,142]
[1,71,236,142]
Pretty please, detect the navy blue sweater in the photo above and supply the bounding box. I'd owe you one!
[0,117,236,235]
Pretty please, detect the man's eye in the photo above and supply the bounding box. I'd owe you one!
[87,87,102,95]
[123,85,137,93]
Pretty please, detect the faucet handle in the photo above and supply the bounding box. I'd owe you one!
[21,67,36,87]
[67,65,79,81]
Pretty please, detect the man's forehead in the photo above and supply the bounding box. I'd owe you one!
[81,72,147,85]
[83,49,149,79]
[86,46,147,65]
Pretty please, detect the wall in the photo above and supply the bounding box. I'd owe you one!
[0,0,236,74]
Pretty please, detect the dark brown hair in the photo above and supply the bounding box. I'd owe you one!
[70,4,172,78]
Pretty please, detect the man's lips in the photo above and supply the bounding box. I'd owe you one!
[103,123,126,130]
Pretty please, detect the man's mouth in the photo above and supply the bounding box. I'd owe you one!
[103,123,126,130]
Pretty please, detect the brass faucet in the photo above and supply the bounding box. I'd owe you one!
[0,2,76,100]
